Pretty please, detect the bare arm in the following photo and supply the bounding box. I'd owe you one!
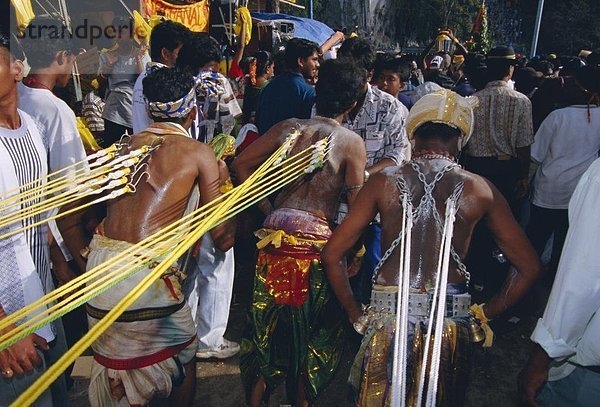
[482,179,541,318]
[367,158,396,175]
[232,19,247,67]
[515,145,531,198]
[196,145,235,252]
[418,39,436,71]
[320,31,345,55]
[55,201,92,273]
[518,343,549,407]
[344,134,368,206]
[322,175,381,323]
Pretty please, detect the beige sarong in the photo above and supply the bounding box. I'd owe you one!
[86,234,197,407]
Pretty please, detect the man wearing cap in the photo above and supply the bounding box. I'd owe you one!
[463,45,534,211]
[322,89,541,405]
[462,45,534,300]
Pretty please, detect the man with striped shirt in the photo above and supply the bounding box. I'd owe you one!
[0,32,67,406]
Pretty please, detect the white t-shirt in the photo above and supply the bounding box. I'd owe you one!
[0,110,54,342]
[531,105,600,209]
[18,82,88,260]
[17,82,87,172]
[132,63,167,134]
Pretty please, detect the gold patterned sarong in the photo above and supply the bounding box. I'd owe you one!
[349,287,473,407]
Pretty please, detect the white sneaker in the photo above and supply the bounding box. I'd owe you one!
[195,339,240,359]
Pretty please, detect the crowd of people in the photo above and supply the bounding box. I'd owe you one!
[0,11,599,407]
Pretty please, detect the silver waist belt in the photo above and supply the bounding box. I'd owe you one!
[370,287,471,318]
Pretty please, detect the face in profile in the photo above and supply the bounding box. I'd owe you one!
[300,52,320,80]
[0,48,23,101]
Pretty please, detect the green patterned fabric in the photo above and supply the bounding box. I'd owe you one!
[240,257,345,403]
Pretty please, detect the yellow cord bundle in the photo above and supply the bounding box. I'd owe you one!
[0,136,333,352]
[11,135,332,406]
[0,143,162,241]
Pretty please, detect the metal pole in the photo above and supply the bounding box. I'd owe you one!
[308,0,313,19]
[530,0,544,57]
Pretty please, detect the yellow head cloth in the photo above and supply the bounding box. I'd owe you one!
[406,89,478,148]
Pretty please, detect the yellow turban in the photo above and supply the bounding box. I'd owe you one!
[406,89,478,147]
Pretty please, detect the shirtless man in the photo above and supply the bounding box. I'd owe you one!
[233,59,367,406]
[322,90,541,405]
[85,67,233,406]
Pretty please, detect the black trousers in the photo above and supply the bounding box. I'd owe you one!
[526,204,569,283]
[102,119,133,148]
[461,155,522,301]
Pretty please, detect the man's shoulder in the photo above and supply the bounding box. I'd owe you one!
[370,86,405,112]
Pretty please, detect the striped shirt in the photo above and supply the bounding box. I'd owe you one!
[466,80,534,157]
[0,110,54,342]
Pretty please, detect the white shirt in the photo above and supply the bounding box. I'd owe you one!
[531,105,600,209]
[18,82,88,260]
[132,63,167,134]
[531,158,600,381]
[17,82,87,172]
[0,110,54,342]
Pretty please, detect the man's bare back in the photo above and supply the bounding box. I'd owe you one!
[234,117,367,222]
[373,159,494,287]
[103,129,230,248]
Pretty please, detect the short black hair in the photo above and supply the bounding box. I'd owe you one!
[337,37,376,72]
[315,59,367,118]
[254,50,273,76]
[142,67,195,123]
[414,122,461,140]
[150,20,190,62]
[284,38,319,70]
[0,32,9,54]
[20,15,75,70]
[486,60,513,82]
[378,55,411,82]
[176,33,222,73]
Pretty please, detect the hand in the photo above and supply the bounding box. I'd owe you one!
[348,303,363,324]
[333,31,345,43]
[105,51,119,66]
[0,334,48,379]
[347,255,363,278]
[136,45,149,60]
[518,346,550,407]
[514,178,529,199]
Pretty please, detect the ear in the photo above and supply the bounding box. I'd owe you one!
[12,59,25,82]
[160,47,170,63]
[297,57,304,68]
[56,50,67,66]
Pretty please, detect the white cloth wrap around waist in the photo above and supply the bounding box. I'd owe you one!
[86,234,186,311]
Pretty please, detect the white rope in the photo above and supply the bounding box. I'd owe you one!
[426,199,457,406]
[391,195,409,406]
[416,197,450,407]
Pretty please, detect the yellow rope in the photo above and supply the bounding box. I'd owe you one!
[0,145,118,202]
[11,139,331,406]
[0,138,320,336]
[0,142,326,346]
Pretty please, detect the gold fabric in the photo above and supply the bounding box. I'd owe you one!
[350,315,472,406]
[406,89,478,145]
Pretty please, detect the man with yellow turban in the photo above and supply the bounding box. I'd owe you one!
[322,89,542,406]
